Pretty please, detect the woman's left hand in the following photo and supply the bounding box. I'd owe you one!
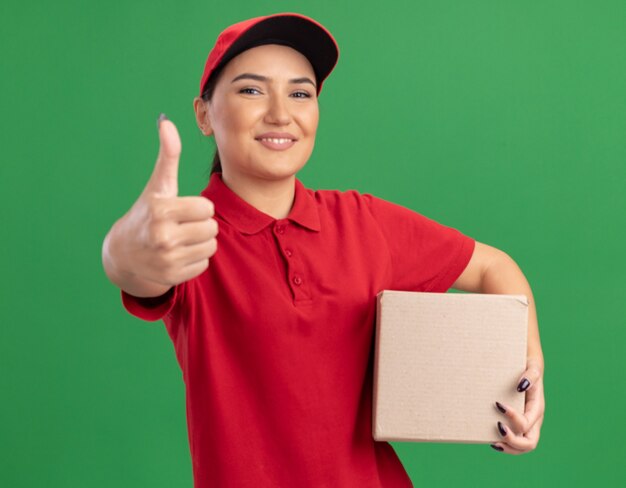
[491,358,545,454]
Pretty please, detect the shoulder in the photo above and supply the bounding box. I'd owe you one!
[303,185,375,212]
[297,180,426,223]
[300,183,420,224]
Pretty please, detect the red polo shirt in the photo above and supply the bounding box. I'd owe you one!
[122,173,475,487]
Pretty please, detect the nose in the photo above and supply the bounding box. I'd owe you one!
[264,94,291,126]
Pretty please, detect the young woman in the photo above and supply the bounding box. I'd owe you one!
[102,13,545,487]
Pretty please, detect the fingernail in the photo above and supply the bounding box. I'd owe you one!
[517,378,530,392]
[497,421,507,437]
[157,113,168,129]
[495,401,506,414]
[490,444,504,452]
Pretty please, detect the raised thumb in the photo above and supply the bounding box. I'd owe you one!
[146,114,182,196]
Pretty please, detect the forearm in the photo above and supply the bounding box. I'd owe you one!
[481,252,544,372]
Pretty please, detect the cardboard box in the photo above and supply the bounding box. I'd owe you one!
[372,290,528,444]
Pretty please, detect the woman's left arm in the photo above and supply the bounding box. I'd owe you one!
[452,241,545,455]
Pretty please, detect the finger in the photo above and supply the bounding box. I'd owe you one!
[176,238,218,265]
[177,258,211,283]
[516,358,544,392]
[154,240,216,285]
[156,258,210,286]
[498,419,542,454]
[495,420,540,452]
[494,401,530,435]
[168,196,215,223]
[495,395,543,435]
[146,114,182,197]
[177,219,219,246]
[490,442,526,455]
[176,241,218,280]
[521,379,545,428]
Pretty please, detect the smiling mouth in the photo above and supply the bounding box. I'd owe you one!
[255,137,297,151]
[257,137,294,144]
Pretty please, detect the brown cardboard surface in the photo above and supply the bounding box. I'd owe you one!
[372,290,528,444]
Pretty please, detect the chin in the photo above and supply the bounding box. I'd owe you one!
[255,159,308,180]
[257,168,303,182]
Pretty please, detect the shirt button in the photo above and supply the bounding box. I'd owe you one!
[275,225,285,234]
[292,275,302,286]
[285,248,293,257]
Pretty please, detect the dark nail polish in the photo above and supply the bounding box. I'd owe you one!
[157,113,168,128]
[495,401,506,414]
[517,378,530,392]
[497,421,507,437]
[491,444,504,452]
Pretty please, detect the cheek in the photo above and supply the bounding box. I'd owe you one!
[305,107,319,135]
[213,104,250,145]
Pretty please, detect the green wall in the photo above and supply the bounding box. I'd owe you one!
[1,0,624,486]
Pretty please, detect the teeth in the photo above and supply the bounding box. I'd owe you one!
[260,138,292,144]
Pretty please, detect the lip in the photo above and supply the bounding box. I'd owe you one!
[255,132,297,151]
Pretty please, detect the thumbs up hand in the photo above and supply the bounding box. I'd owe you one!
[102,115,218,297]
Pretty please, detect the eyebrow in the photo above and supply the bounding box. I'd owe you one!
[231,73,317,89]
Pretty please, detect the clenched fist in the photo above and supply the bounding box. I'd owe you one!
[102,115,218,297]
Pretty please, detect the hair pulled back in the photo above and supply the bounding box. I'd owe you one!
[200,64,225,175]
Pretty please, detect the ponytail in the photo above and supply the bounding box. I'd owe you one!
[202,64,225,176]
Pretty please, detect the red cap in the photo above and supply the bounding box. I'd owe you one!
[198,13,339,96]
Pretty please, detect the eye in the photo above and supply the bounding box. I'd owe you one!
[239,87,261,95]
[291,91,312,99]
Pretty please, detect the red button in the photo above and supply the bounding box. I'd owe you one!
[292,275,302,286]
[275,225,285,234]
[285,249,293,257]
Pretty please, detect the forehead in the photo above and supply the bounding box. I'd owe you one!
[221,44,315,77]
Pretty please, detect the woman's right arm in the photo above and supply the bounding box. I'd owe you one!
[101,116,218,298]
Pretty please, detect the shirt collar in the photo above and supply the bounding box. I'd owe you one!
[201,173,321,235]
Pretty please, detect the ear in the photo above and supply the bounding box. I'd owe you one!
[193,96,214,136]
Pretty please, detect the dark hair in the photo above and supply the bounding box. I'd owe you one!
[200,64,226,175]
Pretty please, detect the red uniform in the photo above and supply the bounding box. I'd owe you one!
[122,172,475,487]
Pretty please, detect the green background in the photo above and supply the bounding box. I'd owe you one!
[2,0,625,486]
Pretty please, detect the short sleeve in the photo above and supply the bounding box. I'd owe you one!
[121,285,181,322]
[362,194,475,292]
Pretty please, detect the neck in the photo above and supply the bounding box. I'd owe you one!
[220,171,296,220]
